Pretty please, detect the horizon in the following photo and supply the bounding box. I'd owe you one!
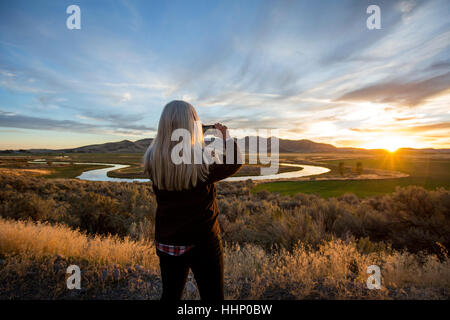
[1,0,449,150]
[4,135,449,152]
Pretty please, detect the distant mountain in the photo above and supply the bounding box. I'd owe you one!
[236,137,338,153]
[279,139,337,153]
[50,137,340,154]
[1,137,449,154]
[59,139,153,153]
[396,147,450,154]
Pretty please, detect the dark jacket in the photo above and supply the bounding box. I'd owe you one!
[152,139,242,245]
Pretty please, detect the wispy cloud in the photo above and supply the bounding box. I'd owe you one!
[0,110,155,136]
[0,0,449,148]
[337,72,450,106]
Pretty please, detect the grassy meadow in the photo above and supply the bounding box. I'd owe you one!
[0,153,300,180]
[253,152,450,198]
[0,167,449,299]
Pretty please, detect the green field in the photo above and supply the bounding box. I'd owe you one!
[0,153,300,180]
[3,152,450,198]
[253,153,450,198]
[57,153,142,165]
[0,156,113,179]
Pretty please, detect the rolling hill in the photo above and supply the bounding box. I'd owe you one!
[1,137,449,154]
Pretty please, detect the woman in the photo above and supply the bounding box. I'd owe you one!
[144,100,242,301]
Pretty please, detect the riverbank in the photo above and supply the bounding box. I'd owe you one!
[18,158,330,183]
[5,152,448,200]
[1,156,409,185]
[106,163,302,179]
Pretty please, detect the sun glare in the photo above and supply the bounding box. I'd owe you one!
[362,136,416,152]
[385,144,400,153]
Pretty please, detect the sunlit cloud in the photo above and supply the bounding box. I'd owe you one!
[337,72,450,107]
[0,0,449,149]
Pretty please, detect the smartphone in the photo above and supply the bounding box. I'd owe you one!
[202,124,215,133]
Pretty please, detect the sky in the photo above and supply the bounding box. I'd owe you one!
[0,0,449,150]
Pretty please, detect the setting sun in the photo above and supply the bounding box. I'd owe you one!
[362,136,418,152]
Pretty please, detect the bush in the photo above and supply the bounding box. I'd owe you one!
[0,172,449,255]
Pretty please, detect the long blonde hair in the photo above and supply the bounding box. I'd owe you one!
[143,100,209,190]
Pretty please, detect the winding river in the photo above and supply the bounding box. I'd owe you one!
[30,160,330,182]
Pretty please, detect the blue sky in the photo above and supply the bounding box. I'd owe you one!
[0,0,449,149]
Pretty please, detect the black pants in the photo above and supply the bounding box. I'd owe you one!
[156,233,224,301]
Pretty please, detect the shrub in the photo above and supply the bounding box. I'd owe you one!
[0,173,449,255]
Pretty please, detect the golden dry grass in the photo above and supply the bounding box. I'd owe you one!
[225,241,450,299]
[0,218,159,273]
[1,218,449,299]
[0,168,51,176]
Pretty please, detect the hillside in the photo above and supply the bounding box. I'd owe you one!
[1,137,449,154]
[0,137,349,154]
[60,138,153,153]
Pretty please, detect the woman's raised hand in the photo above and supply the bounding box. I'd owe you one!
[214,123,228,140]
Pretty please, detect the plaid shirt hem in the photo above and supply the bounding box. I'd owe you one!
[155,241,194,256]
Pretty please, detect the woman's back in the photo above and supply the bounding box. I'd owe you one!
[144,100,241,301]
[153,139,242,245]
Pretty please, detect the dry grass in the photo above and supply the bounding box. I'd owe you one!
[0,168,51,176]
[1,218,449,299]
[225,241,450,299]
[2,173,449,255]
[0,218,159,272]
